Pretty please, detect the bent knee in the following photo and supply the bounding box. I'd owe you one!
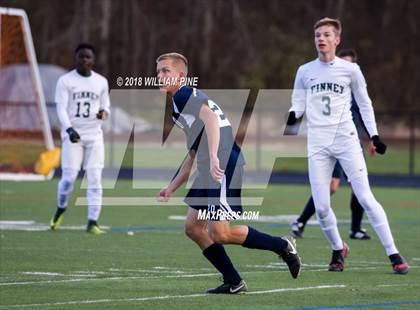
[185,224,205,240]
[316,207,330,219]
[209,230,230,244]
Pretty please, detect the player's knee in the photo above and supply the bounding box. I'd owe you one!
[59,175,76,192]
[87,170,102,190]
[316,207,330,219]
[184,223,203,240]
[209,229,229,244]
[87,188,102,196]
[354,192,376,210]
[60,179,74,192]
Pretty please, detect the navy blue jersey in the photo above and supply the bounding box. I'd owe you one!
[172,86,245,171]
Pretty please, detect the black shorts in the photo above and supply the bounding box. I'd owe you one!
[185,163,243,221]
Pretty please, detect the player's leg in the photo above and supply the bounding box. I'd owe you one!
[208,166,301,279]
[51,138,83,230]
[85,168,105,234]
[349,192,371,239]
[338,139,409,274]
[309,151,346,271]
[83,138,105,234]
[184,177,245,293]
[291,162,341,238]
[291,196,315,238]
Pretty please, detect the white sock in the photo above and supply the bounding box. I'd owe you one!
[312,182,343,251]
[316,208,343,251]
[57,169,78,208]
[87,169,103,222]
[351,175,398,256]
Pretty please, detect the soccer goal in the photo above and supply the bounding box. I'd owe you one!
[0,7,58,181]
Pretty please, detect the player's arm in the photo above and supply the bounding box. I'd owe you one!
[284,66,306,135]
[97,79,111,120]
[156,150,196,202]
[351,99,376,156]
[55,77,80,143]
[199,103,224,182]
[351,65,387,154]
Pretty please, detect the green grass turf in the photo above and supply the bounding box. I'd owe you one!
[0,179,419,309]
[105,142,420,175]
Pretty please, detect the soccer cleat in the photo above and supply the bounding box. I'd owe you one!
[393,262,409,275]
[291,221,305,238]
[87,224,106,235]
[328,248,345,272]
[50,213,64,231]
[389,254,409,275]
[349,229,371,240]
[206,279,248,294]
[279,236,301,279]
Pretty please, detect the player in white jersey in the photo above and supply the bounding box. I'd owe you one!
[286,18,408,274]
[50,43,110,235]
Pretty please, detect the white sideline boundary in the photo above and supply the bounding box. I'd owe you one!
[3,264,417,287]
[0,285,346,308]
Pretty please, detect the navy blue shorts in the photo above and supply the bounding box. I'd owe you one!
[185,163,243,221]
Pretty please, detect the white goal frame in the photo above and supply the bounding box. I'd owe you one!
[0,7,55,180]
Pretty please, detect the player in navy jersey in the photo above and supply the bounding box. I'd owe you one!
[291,49,375,240]
[155,52,301,294]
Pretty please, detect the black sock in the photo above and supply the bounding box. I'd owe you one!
[297,196,316,225]
[202,243,242,285]
[53,207,66,222]
[350,193,364,232]
[389,253,403,265]
[87,220,98,227]
[242,226,288,255]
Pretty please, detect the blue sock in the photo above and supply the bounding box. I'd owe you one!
[202,243,242,285]
[242,226,288,255]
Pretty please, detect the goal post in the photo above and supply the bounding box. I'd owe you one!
[0,7,57,180]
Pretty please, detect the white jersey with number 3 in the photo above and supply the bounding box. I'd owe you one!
[290,57,378,153]
[55,69,110,139]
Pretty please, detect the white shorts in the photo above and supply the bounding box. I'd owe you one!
[61,135,104,170]
[308,127,367,185]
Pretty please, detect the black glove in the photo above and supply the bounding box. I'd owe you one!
[371,135,387,154]
[286,111,298,125]
[96,109,108,120]
[66,127,80,143]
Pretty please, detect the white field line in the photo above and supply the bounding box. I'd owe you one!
[0,221,35,225]
[3,263,419,287]
[21,272,96,278]
[0,285,346,309]
[0,273,220,286]
[0,222,110,232]
[378,283,420,287]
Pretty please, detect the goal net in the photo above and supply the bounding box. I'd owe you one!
[0,7,56,180]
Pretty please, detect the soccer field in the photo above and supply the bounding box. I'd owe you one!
[0,180,419,309]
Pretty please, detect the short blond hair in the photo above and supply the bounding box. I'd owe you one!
[156,52,188,74]
[314,17,342,36]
